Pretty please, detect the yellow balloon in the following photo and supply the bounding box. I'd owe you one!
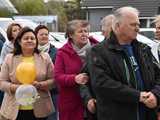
[16,62,36,84]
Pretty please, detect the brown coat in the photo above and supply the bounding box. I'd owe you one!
[0,53,55,120]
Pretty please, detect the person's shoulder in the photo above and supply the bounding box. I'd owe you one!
[136,40,151,50]
[59,41,70,50]
[35,52,52,64]
[91,40,105,50]
[57,41,73,55]
[89,36,99,44]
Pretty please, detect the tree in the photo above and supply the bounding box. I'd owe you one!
[0,8,12,17]
[65,0,84,21]
[47,0,68,31]
[10,0,85,31]
[11,0,47,15]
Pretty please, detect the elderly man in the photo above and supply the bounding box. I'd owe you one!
[86,6,160,120]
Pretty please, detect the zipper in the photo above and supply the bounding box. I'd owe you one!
[123,51,138,90]
[123,59,130,85]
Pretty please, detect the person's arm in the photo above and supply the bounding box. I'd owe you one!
[79,84,93,105]
[150,55,160,107]
[0,54,19,94]
[79,49,96,113]
[79,55,94,106]
[139,57,160,109]
[33,53,54,91]
[54,51,77,87]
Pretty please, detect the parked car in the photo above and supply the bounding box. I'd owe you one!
[139,28,156,40]
[49,32,67,48]
[89,32,105,42]
[0,18,66,48]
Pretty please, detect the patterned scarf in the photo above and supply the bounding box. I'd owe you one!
[38,42,50,53]
[72,39,91,62]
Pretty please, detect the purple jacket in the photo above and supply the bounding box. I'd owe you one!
[54,37,98,120]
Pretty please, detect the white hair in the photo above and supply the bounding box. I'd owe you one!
[112,6,139,31]
[101,14,115,31]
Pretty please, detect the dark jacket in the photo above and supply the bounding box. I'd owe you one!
[86,31,160,120]
[48,44,57,64]
[48,44,58,95]
[80,45,98,120]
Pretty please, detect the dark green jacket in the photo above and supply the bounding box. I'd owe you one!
[48,44,57,64]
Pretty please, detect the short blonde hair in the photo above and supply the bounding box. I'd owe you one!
[153,15,160,24]
[65,20,90,38]
[101,14,115,31]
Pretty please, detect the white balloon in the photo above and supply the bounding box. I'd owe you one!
[15,85,39,106]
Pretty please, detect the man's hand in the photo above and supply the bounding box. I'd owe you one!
[143,92,157,109]
[140,91,157,109]
[139,91,149,102]
[87,98,96,114]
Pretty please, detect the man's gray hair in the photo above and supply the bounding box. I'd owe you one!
[112,6,139,30]
[101,14,115,31]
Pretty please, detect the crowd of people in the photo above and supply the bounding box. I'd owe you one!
[0,5,159,120]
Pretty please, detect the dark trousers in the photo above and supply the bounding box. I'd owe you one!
[16,110,47,120]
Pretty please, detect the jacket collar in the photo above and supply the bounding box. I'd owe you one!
[105,31,138,51]
[60,37,98,55]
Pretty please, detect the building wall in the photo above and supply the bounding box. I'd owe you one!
[83,0,160,16]
[82,0,160,31]
[88,8,112,31]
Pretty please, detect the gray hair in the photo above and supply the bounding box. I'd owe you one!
[153,15,160,24]
[101,14,115,31]
[65,19,90,38]
[112,6,139,30]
